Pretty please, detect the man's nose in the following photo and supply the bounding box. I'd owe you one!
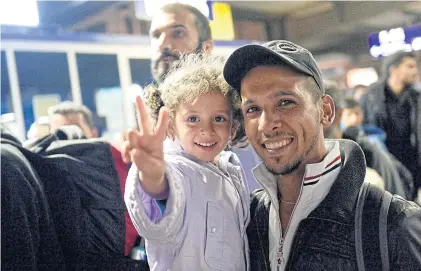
[157,33,172,52]
[258,111,281,134]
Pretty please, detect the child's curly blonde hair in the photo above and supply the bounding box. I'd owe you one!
[145,54,241,125]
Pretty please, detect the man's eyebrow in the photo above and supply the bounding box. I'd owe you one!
[270,91,297,98]
[150,24,187,35]
[242,91,297,106]
[242,99,254,106]
[170,24,187,29]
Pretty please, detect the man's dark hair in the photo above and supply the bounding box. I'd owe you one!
[382,51,416,78]
[48,101,96,129]
[160,3,211,46]
[323,80,344,112]
[343,98,361,109]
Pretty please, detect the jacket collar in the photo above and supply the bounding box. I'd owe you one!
[166,148,236,181]
[307,139,366,223]
[252,141,342,203]
[253,139,366,223]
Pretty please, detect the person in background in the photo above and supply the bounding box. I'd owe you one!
[360,51,421,198]
[223,40,421,270]
[144,2,213,152]
[149,3,213,84]
[325,80,414,200]
[48,101,139,256]
[48,101,98,139]
[352,84,368,102]
[324,84,385,188]
[341,98,388,152]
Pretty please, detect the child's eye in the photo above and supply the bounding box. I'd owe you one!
[213,115,227,122]
[187,116,199,122]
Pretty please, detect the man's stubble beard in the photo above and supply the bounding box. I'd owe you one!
[263,131,320,176]
[151,42,205,84]
[151,58,172,84]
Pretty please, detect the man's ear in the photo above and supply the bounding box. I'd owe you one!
[320,95,335,128]
[388,65,397,77]
[201,40,214,55]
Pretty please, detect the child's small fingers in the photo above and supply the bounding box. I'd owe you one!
[121,129,143,163]
[127,129,141,149]
[121,140,132,163]
[130,147,160,175]
[135,96,152,135]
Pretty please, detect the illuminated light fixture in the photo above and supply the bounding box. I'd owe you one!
[0,0,39,26]
[137,0,210,19]
[411,37,421,51]
[347,67,379,88]
[368,25,421,58]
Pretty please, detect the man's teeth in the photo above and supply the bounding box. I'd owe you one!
[197,142,216,147]
[265,139,292,150]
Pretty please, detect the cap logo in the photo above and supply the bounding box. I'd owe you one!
[277,42,298,53]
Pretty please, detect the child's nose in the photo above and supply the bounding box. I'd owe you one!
[200,122,216,135]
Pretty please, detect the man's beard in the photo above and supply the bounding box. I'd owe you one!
[151,51,178,83]
[263,132,319,176]
[151,42,204,84]
[266,157,302,176]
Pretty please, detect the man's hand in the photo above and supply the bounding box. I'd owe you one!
[122,96,169,197]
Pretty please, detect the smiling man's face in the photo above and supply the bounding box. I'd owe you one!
[240,66,333,176]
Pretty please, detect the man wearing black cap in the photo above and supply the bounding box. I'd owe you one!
[223,40,421,270]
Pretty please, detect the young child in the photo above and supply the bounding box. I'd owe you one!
[340,98,388,152]
[123,55,250,271]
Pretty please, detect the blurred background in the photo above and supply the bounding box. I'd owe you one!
[2,0,421,142]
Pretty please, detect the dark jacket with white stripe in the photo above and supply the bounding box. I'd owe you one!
[247,140,421,271]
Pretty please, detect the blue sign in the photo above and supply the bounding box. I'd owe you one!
[368,24,421,58]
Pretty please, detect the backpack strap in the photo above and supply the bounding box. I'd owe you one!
[379,190,393,271]
[355,181,393,271]
[355,181,370,271]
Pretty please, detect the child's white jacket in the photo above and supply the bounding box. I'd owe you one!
[125,150,250,271]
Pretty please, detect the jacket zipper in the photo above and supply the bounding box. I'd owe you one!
[277,186,303,271]
[277,237,284,269]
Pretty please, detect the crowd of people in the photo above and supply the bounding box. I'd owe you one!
[2,3,421,271]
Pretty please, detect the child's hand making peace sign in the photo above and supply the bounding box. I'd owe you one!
[122,96,169,198]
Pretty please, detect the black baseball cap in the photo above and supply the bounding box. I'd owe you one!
[223,40,324,94]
